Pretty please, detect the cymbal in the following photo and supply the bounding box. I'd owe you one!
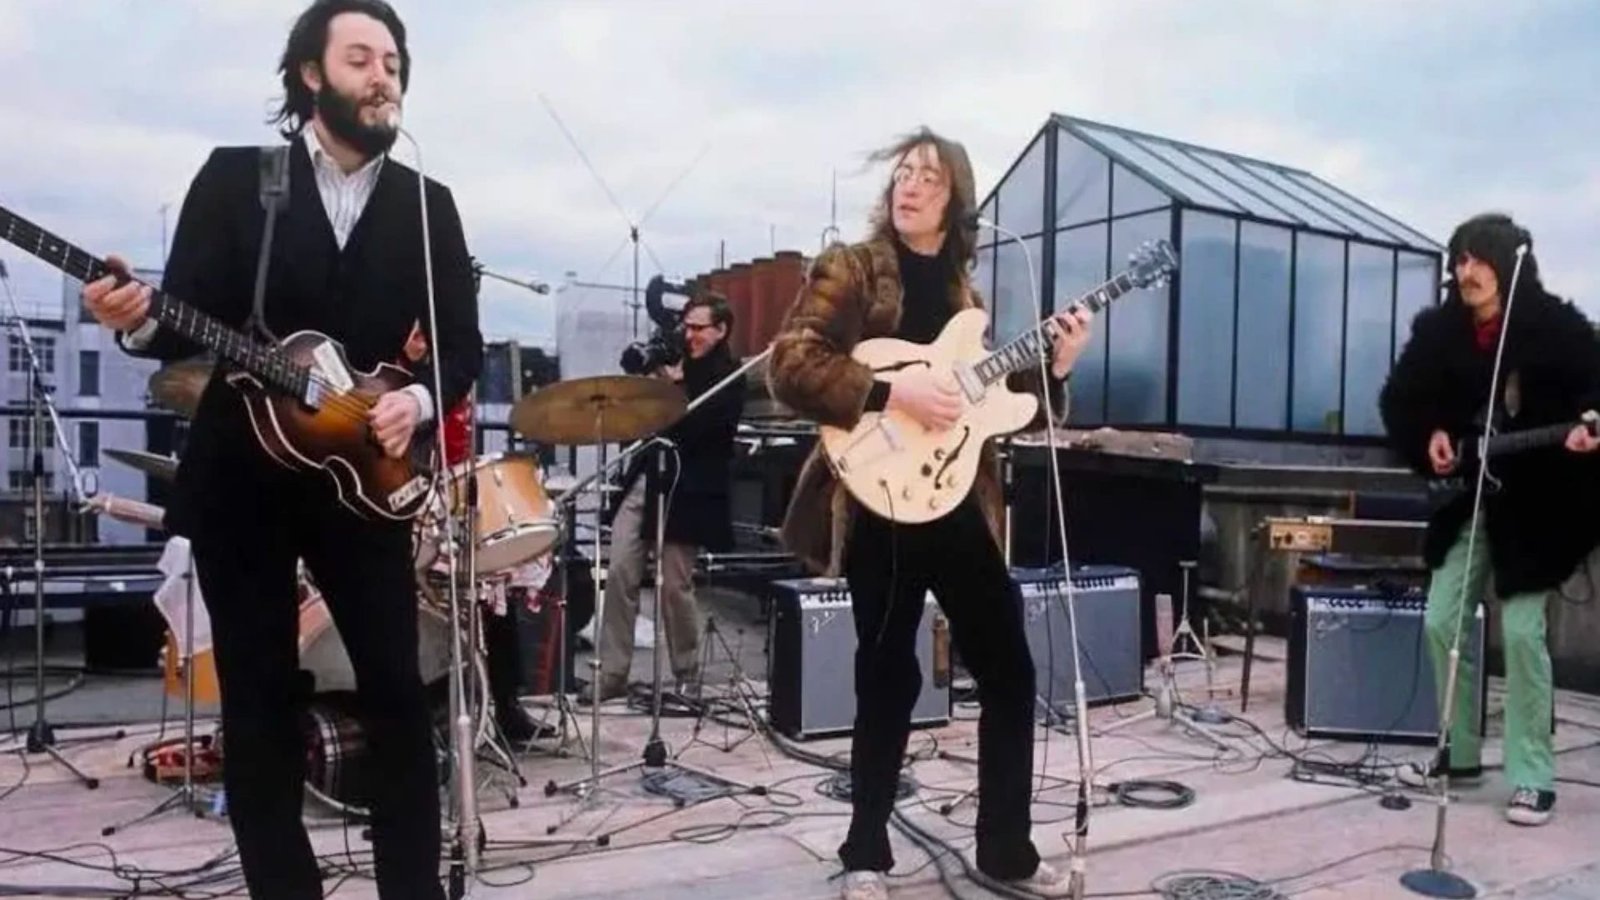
[148,359,213,418]
[510,375,686,445]
[105,447,179,482]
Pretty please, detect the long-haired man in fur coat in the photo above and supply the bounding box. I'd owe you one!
[1379,212,1600,827]
[768,128,1092,900]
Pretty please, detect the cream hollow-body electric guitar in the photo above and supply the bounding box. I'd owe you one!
[819,240,1178,523]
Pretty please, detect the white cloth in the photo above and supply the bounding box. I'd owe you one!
[153,536,212,655]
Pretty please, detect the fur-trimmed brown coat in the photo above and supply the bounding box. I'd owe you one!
[767,236,1065,575]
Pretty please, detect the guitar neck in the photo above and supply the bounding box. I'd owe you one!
[972,271,1135,386]
[1479,422,1574,458]
[0,205,307,396]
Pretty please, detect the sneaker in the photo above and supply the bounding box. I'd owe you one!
[1005,861,1072,898]
[1396,754,1483,790]
[1505,787,1555,826]
[840,870,888,900]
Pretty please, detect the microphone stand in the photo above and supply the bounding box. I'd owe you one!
[543,347,768,815]
[0,261,99,790]
[1400,247,1531,900]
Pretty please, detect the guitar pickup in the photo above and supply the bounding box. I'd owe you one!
[388,475,429,511]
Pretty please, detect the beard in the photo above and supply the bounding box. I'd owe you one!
[315,82,397,158]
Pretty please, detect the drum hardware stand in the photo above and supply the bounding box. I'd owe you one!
[1094,566,1233,755]
[104,544,216,835]
[0,264,99,792]
[679,616,769,768]
[522,520,590,762]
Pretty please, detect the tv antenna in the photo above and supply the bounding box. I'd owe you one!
[537,93,709,340]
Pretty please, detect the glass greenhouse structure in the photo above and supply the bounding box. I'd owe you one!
[974,115,1443,440]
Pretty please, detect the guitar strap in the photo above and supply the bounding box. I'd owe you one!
[247,144,292,342]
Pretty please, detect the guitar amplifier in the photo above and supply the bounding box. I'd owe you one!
[767,577,950,740]
[1287,585,1487,744]
[1012,564,1144,718]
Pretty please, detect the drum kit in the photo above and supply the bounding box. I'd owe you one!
[92,358,712,838]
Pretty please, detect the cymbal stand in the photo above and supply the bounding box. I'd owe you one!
[540,404,631,837]
[545,355,771,816]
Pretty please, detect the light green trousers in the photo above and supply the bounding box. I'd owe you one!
[1426,521,1555,790]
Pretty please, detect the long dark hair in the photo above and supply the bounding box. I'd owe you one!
[866,127,979,270]
[1444,212,1546,305]
[270,0,411,140]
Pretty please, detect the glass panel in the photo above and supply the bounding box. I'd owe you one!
[1235,222,1293,429]
[1238,162,1384,240]
[998,133,1046,237]
[1343,244,1395,435]
[1206,156,1346,232]
[1107,211,1172,424]
[1112,163,1169,217]
[1291,172,1436,248]
[1078,126,1244,212]
[1054,223,1110,423]
[1292,235,1347,432]
[1284,172,1405,244]
[1054,132,1109,228]
[1176,211,1236,427]
[1394,252,1440,362]
[993,235,1043,345]
[1141,142,1270,220]
[980,193,998,224]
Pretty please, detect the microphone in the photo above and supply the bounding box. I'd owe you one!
[960,211,986,232]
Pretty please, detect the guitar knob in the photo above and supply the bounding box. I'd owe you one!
[921,464,933,477]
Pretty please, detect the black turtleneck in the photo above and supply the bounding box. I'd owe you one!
[864,239,955,411]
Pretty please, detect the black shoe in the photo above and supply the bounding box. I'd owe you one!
[1505,787,1555,826]
[495,702,554,743]
[1396,754,1483,789]
[574,679,628,707]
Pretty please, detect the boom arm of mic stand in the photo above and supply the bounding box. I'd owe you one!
[0,267,94,506]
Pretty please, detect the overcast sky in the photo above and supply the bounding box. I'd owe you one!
[1,0,1595,349]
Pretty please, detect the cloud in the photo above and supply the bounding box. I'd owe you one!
[2,0,1596,341]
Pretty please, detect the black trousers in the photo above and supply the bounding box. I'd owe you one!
[191,485,443,900]
[839,500,1040,879]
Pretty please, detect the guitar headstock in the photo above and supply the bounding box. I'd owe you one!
[1127,239,1179,289]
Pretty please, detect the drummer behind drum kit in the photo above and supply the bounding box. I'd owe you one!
[91,354,750,836]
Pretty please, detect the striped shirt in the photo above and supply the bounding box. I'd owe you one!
[303,126,383,250]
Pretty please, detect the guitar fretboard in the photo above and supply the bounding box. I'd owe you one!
[973,272,1136,386]
[1,205,308,397]
[1475,422,1576,458]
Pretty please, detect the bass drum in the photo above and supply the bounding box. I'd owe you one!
[294,573,491,818]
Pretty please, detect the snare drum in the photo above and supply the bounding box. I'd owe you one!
[448,453,562,574]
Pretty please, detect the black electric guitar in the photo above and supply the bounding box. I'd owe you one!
[1,204,434,521]
[1427,414,1599,509]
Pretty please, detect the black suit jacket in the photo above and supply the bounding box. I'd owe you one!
[615,344,745,551]
[123,138,483,535]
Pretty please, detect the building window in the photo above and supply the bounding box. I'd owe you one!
[7,418,27,449]
[7,333,55,373]
[79,350,100,397]
[9,470,51,492]
[78,422,99,467]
